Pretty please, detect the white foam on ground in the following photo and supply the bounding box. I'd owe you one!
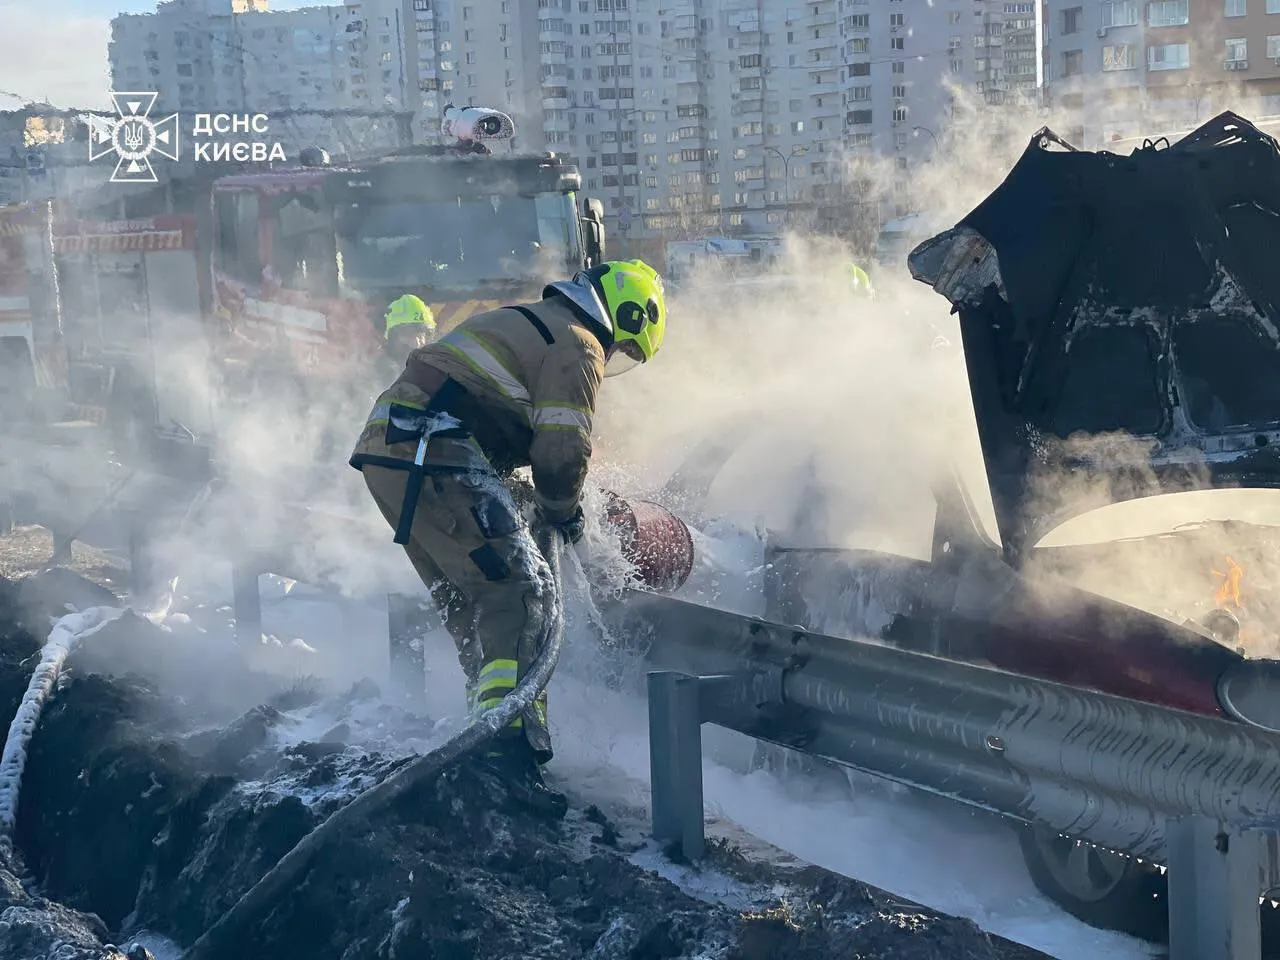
[147,566,1158,960]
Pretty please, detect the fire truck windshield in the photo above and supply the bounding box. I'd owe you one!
[334,191,581,292]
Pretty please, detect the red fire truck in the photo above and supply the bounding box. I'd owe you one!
[0,201,62,422]
[0,203,207,440]
[0,107,604,451]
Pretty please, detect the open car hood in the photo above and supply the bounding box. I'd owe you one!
[909,112,1280,564]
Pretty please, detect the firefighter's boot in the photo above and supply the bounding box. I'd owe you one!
[475,736,568,820]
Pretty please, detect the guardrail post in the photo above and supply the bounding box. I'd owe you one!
[387,592,430,703]
[231,563,262,642]
[648,671,706,860]
[128,510,156,604]
[49,528,74,568]
[1167,815,1280,960]
[647,669,784,862]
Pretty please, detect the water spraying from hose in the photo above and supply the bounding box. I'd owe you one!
[181,523,566,960]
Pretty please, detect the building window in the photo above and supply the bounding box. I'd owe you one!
[1062,6,1082,32]
[1102,43,1136,69]
[892,83,907,97]
[1268,34,1280,58]
[890,37,904,49]
[1147,0,1189,27]
[1225,0,1247,15]
[1270,0,1280,12]
[1226,37,1248,60]
[892,60,905,73]
[1062,49,1084,75]
[1147,41,1190,69]
[1101,0,1140,24]
[892,105,907,122]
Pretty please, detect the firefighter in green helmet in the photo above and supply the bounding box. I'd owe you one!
[378,294,438,380]
[350,259,668,820]
[847,261,875,298]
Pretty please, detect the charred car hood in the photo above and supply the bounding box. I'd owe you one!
[910,112,1280,563]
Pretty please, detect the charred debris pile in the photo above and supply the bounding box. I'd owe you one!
[0,567,1055,960]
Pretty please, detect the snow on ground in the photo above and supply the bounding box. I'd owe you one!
[139,557,1160,960]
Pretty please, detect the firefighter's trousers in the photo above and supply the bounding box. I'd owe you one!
[362,463,553,763]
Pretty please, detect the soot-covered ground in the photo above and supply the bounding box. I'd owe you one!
[0,566,1056,960]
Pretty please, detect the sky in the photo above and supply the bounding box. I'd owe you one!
[0,0,335,110]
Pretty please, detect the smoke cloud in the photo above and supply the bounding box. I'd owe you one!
[11,77,1280,695]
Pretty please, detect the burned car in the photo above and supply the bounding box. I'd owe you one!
[606,112,1280,941]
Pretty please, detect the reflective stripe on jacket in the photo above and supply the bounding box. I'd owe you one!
[349,295,606,520]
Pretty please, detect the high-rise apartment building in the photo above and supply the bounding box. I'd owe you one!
[110,0,414,157]
[545,0,1037,240]
[107,0,1045,240]
[1043,0,1280,148]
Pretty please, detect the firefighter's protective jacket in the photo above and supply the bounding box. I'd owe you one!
[350,294,606,522]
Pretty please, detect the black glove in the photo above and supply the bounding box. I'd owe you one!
[539,504,585,545]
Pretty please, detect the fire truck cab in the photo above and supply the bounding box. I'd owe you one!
[205,109,606,417]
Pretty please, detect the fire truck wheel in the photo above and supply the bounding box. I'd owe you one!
[1016,823,1166,942]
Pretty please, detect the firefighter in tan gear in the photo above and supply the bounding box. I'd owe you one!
[349,259,668,818]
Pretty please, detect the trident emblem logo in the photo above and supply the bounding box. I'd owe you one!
[88,92,179,183]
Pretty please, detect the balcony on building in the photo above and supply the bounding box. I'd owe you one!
[671,14,699,35]
[803,3,839,28]
[676,82,702,104]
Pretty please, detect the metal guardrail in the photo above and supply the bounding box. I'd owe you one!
[616,591,1280,960]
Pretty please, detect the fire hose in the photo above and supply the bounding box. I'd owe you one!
[181,522,566,960]
[0,606,124,849]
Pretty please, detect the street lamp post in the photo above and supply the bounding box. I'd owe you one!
[912,125,939,152]
[764,144,808,223]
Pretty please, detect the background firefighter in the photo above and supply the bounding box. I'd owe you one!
[379,294,438,381]
[349,260,668,818]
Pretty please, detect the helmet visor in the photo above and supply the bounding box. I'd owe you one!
[604,340,646,378]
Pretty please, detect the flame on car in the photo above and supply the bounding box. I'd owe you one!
[1213,555,1245,610]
